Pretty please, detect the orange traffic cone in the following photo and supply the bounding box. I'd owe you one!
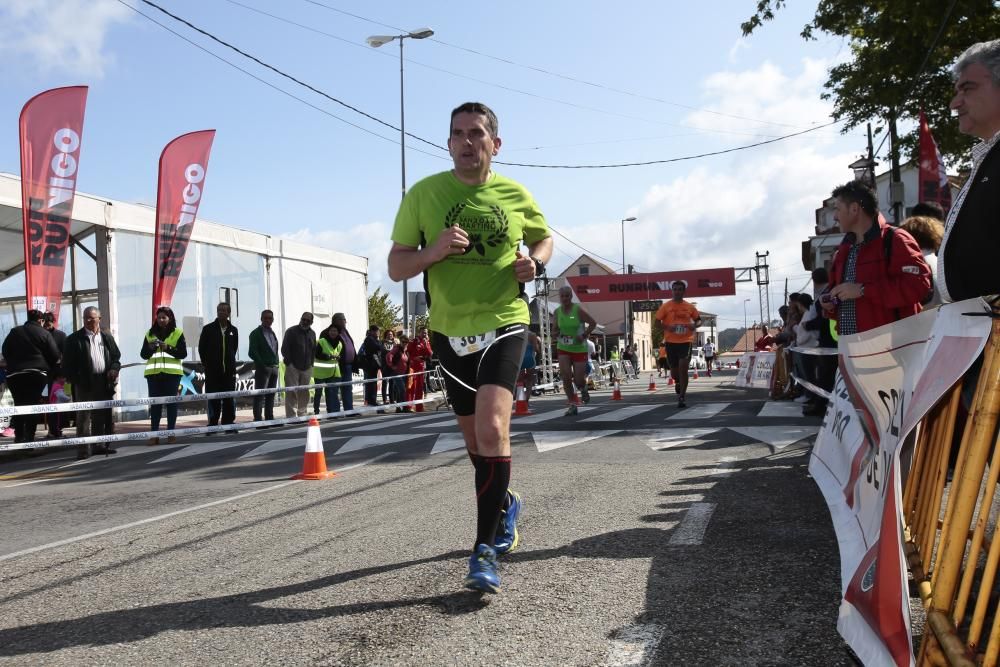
[513,383,532,415]
[647,374,657,391]
[611,381,622,400]
[693,368,700,380]
[292,417,337,480]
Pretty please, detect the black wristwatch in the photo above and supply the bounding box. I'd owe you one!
[530,256,546,277]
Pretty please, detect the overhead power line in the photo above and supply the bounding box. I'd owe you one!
[293,0,825,131]
[125,0,841,170]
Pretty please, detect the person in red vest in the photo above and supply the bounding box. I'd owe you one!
[405,326,433,412]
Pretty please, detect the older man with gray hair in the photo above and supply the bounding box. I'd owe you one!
[938,38,1000,302]
[63,306,121,458]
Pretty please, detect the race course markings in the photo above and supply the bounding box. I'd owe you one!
[667,502,716,546]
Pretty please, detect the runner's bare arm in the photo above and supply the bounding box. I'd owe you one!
[387,227,469,282]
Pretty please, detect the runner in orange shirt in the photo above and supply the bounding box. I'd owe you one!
[654,280,702,408]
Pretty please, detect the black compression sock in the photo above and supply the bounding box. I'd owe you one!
[474,456,511,549]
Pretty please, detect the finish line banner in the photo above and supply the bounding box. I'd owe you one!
[19,85,88,322]
[152,129,215,316]
[809,298,991,667]
[566,267,735,302]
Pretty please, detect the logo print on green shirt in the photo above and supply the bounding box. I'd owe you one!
[444,202,510,257]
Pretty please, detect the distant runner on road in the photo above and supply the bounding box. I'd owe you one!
[553,285,597,416]
[388,101,553,594]
[654,281,702,409]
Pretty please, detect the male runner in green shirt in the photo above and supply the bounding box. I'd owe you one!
[388,102,553,593]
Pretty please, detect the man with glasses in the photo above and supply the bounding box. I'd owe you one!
[281,312,316,418]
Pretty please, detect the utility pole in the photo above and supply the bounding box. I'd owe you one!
[888,112,904,225]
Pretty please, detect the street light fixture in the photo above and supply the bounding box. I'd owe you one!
[620,216,638,348]
[743,298,751,352]
[367,27,434,333]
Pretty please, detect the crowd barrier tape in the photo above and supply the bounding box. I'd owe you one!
[787,346,839,356]
[788,373,832,401]
[0,395,440,453]
[0,368,436,418]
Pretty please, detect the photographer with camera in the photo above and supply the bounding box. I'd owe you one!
[140,306,187,444]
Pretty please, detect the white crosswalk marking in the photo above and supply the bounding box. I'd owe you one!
[581,405,660,422]
[239,438,320,459]
[431,433,467,455]
[345,413,451,432]
[333,434,427,456]
[668,502,716,545]
[531,430,621,453]
[729,425,819,449]
[634,428,721,451]
[514,406,596,424]
[665,403,728,420]
[756,402,807,418]
[149,441,255,464]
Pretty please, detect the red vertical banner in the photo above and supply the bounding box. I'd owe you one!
[918,111,952,214]
[152,130,215,318]
[19,86,88,322]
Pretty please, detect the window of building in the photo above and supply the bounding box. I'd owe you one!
[578,265,589,276]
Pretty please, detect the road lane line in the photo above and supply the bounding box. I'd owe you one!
[668,502,716,546]
[604,623,664,666]
[0,450,397,562]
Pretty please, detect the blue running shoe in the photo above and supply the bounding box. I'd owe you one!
[464,544,500,593]
[494,489,523,555]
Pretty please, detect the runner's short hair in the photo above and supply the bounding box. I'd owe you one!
[671,280,686,290]
[832,180,878,217]
[450,102,499,137]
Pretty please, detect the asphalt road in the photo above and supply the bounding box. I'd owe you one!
[0,371,858,666]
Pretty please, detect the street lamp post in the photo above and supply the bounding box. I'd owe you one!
[367,27,434,333]
[743,298,751,352]
[620,216,637,347]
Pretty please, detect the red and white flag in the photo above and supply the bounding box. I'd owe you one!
[152,130,215,317]
[19,86,88,322]
[918,111,952,214]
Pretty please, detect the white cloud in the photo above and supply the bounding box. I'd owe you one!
[281,221,396,294]
[0,0,131,77]
[727,38,750,63]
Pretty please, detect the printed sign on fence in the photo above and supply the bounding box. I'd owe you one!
[809,298,991,667]
[734,352,774,389]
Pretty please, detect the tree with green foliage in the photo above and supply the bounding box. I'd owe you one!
[741,0,1000,166]
[367,287,401,333]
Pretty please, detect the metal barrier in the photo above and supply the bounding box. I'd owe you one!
[903,312,1000,666]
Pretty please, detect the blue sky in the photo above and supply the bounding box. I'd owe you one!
[0,0,875,332]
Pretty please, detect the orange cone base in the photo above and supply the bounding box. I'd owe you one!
[611,389,622,400]
[292,452,337,480]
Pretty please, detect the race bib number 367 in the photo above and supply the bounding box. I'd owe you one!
[449,330,496,357]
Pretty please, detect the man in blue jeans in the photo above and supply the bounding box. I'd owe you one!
[332,312,355,411]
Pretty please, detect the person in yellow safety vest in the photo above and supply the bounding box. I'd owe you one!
[313,322,344,416]
[140,306,188,444]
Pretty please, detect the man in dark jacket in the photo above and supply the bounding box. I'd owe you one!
[1,309,61,443]
[63,307,121,458]
[248,309,279,424]
[198,302,239,428]
[43,311,68,438]
[357,325,382,407]
[332,312,356,411]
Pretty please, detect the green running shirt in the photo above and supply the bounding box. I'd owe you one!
[555,304,587,353]
[392,170,550,336]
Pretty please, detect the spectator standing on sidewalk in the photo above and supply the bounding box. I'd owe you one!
[357,325,383,408]
[63,307,121,458]
[198,303,239,430]
[281,312,316,418]
[42,312,67,438]
[140,306,187,444]
[380,329,395,405]
[331,313,356,412]
[248,309,280,425]
[1,310,60,444]
[385,333,409,412]
[405,326,433,412]
[312,323,343,416]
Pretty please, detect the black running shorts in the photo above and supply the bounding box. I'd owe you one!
[665,342,692,367]
[431,324,528,417]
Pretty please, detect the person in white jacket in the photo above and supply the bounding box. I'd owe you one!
[792,294,819,404]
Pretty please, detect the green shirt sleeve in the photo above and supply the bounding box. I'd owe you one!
[519,192,549,246]
[391,188,423,248]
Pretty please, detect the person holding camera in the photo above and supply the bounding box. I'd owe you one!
[140,306,187,444]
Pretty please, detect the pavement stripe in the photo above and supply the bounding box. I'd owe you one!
[728,425,819,449]
[345,413,452,432]
[532,430,621,453]
[756,402,807,418]
[580,405,659,422]
[665,402,728,421]
[149,441,256,464]
[431,433,467,455]
[604,623,664,667]
[239,438,338,459]
[333,434,427,456]
[668,502,716,546]
[514,406,596,424]
[715,455,738,477]
[634,428,720,451]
